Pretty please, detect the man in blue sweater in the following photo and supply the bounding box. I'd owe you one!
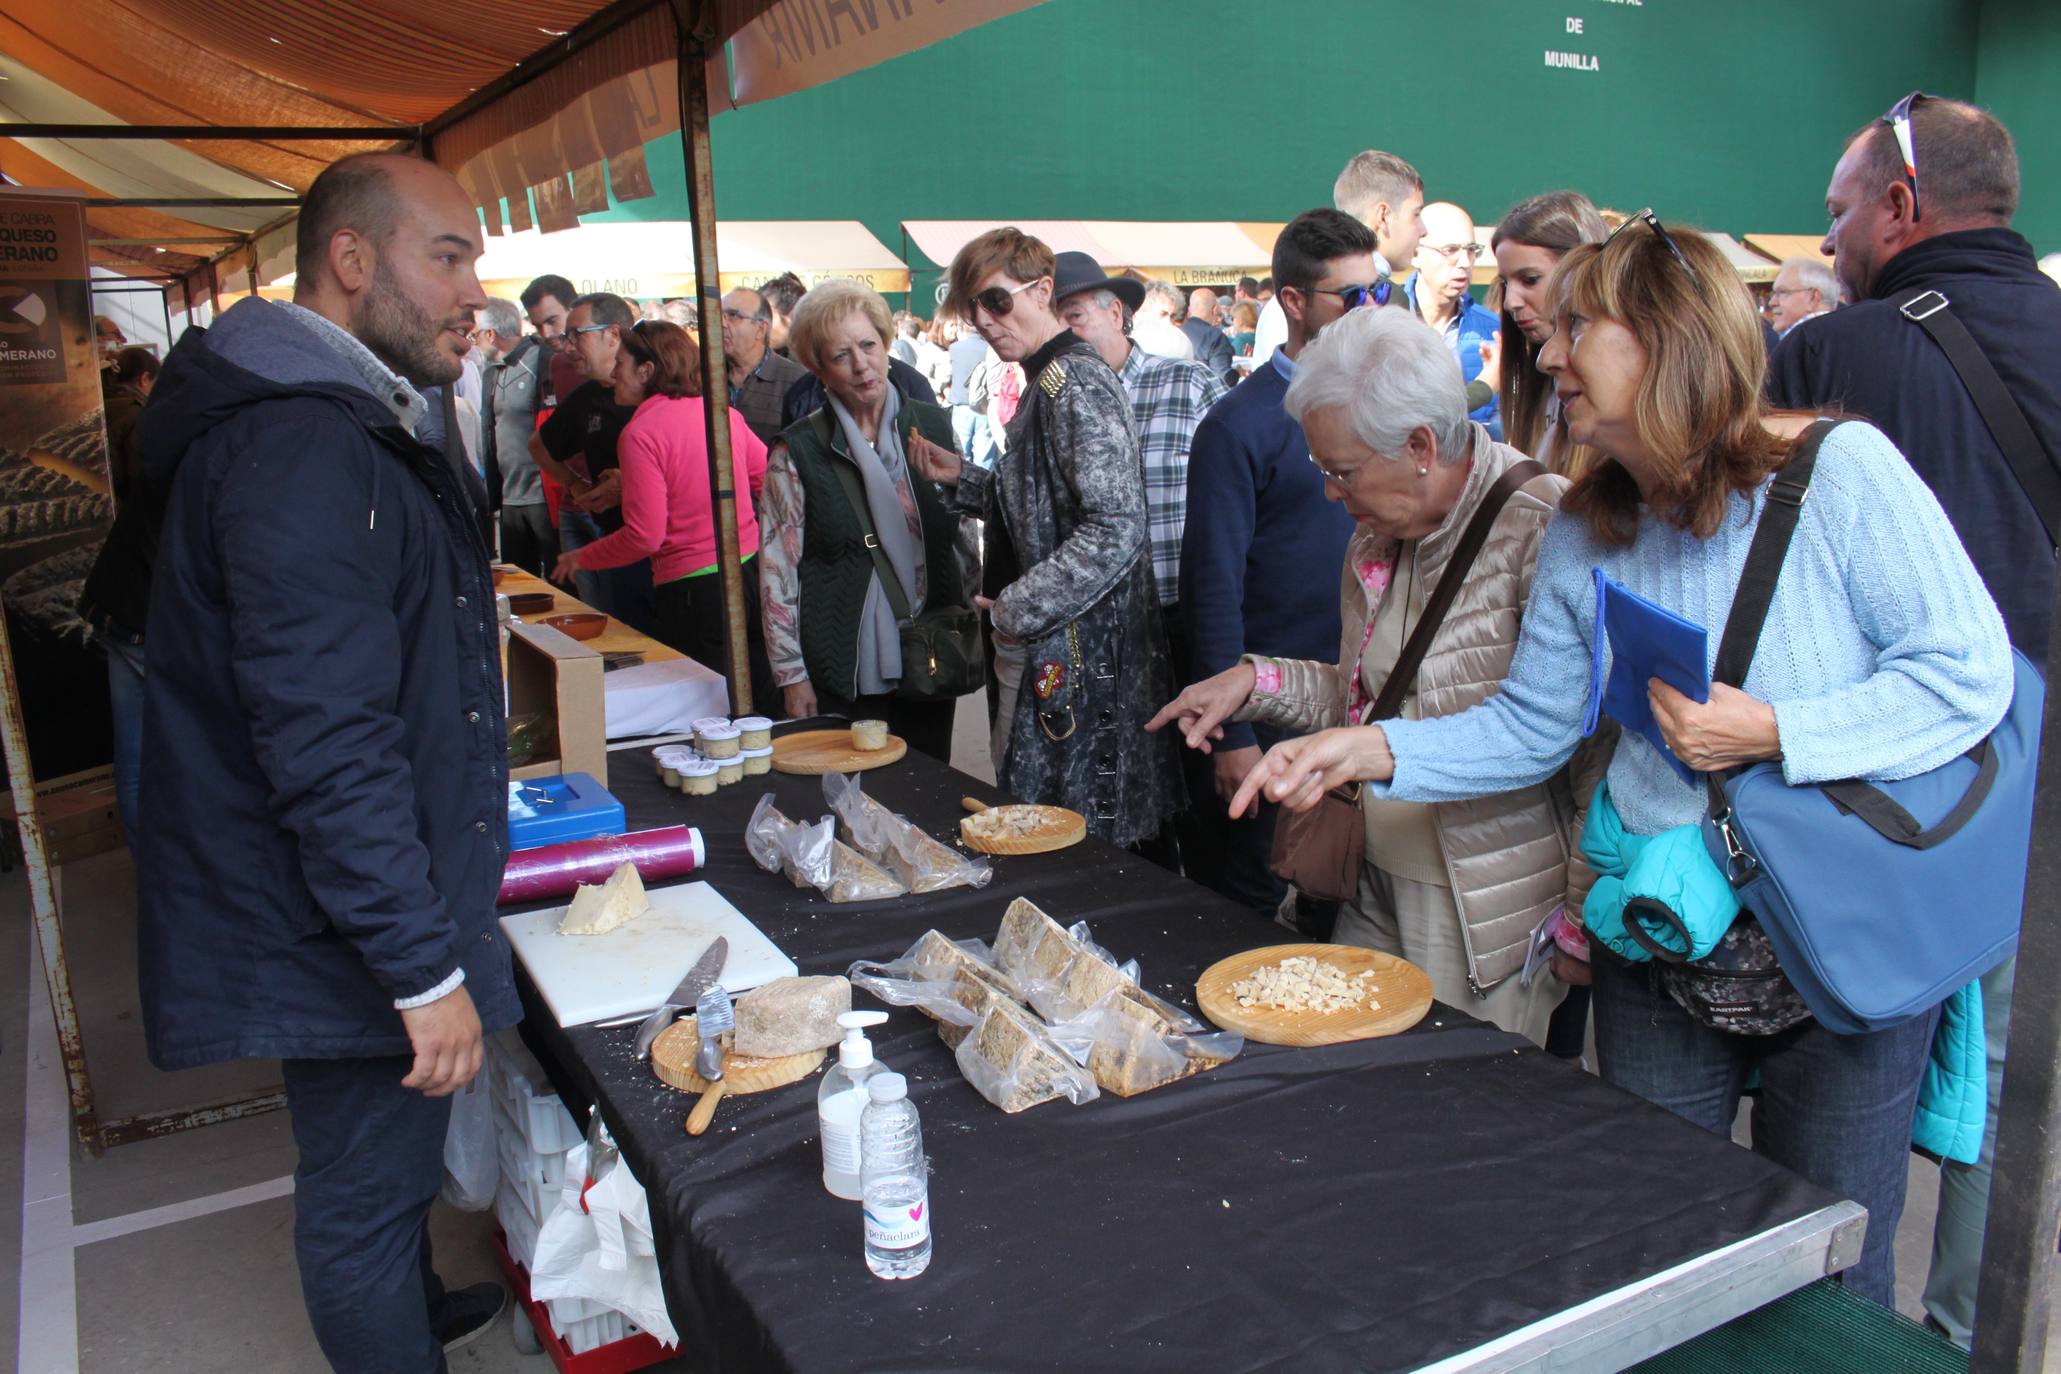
[1177,209,1368,917]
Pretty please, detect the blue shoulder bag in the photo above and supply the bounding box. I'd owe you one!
[1700,420,2039,1034]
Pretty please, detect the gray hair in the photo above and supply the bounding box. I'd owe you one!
[1283,306,1469,461]
[479,297,522,338]
[1081,287,1134,334]
[1332,149,1423,225]
[1781,256,1841,310]
[1142,279,1185,321]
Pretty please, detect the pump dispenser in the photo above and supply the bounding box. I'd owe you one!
[818,1011,890,1199]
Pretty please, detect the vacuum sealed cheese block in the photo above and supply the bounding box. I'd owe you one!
[953,996,1098,1112]
[993,898,1080,995]
[732,975,852,1058]
[556,861,649,936]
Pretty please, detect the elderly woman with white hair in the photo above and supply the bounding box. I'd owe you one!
[1151,305,1597,1043]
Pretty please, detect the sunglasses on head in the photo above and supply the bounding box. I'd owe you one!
[1881,90,1934,221]
[965,279,1042,321]
[1605,208,1703,291]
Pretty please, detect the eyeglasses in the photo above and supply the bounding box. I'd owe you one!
[966,279,1041,320]
[1605,208,1703,291]
[568,322,611,337]
[1426,242,1484,262]
[719,308,764,325]
[1299,282,1392,311]
[1881,91,1934,221]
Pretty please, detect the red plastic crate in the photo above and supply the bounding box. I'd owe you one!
[491,1229,677,1374]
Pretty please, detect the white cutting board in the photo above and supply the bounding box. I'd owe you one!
[500,880,796,1028]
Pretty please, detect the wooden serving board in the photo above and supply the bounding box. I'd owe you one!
[958,797,1087,856]
[1195,943,1433,1046]
[649,1018,826,1095]
[769,728,908,775]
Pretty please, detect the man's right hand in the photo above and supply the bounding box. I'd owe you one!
[399,984,483,1097]
[1145,661,1258,753]
[782,681,817,720]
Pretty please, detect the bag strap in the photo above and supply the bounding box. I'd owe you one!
[1710,420,1838,691]
[1369,459,1545,720]
[1895,287,2061,546]
[827,454,916,624]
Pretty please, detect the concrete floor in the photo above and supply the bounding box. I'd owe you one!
[1,697,2049,1371]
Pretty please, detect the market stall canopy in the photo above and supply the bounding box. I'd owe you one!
[1744,233,1837,267]
[3,0,1044,295]
[903,221,1283,286]
[467,220,910,300]
[1700,231,1779,284]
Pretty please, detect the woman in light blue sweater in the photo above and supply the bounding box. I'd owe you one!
[1231,217,2012,1306]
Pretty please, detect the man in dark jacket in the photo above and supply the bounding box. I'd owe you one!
[1768,95,2061,1350]
[141,151,513,1372]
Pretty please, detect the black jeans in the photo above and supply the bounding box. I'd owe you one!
[655,561,777,712]
[282,1054,457,1374]
[816,687,959,763]
[497,501,558,577]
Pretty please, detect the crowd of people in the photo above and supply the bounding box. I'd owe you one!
[79,84,2061,1368]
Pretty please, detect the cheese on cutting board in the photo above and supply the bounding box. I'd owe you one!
[557,862,650,935]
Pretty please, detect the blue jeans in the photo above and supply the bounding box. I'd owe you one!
[1922,954,2015,1345]
[952,405,995,469]
[104,635,146,843]
[1591,953,1938,1307]
[283,1054,456,1374]
[559,507,656,635]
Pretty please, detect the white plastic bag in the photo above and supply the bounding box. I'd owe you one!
[438,1077,496,1212]
[529,1138,679,1348]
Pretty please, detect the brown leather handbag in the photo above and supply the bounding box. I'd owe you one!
[1268,460,1544,902]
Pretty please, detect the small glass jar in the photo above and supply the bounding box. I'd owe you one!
[739,745,774,776]
[697,720,741,759]
[677,759,720,796]
[715,756,744,787]
[850,719,890,751]
[656,747,699,787]
[734,715,774,751]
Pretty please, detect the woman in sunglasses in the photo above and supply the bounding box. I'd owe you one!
[1489,190,1609,477]
[905,227,1181,852]
[756,279,977,761]
[552,320,776,700]
[1230,220,2012,1307]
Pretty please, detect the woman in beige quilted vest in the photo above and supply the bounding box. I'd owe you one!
[1151,306,1598,1045]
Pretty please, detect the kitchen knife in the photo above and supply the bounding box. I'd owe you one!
[632,936,729,1060]
[686,984,733,1136]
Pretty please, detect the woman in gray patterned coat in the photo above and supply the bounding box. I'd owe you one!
[906,228,1182,848]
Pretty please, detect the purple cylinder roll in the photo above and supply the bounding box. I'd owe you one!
[497,825,707,905]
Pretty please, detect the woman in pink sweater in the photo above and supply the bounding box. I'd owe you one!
[552,320,774,698]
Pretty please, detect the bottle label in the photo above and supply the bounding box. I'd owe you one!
[864,1193,931,1251]
[821,1090,864,1173]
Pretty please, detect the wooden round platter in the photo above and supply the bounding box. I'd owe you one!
[1195,943,1433,1047]
[649,1018,826,1095]
[959,796,1087,856]
[768,728,909,775]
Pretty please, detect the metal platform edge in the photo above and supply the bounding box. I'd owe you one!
[1415,1200,1870,1374]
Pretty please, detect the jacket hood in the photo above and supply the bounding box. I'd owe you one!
[138,297,446,485]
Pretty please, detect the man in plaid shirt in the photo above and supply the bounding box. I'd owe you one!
[1052,251,1228,664]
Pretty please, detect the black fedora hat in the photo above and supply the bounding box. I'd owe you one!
[1052,251,1145,312]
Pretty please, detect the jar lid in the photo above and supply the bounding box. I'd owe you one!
[655,745,699,763]
[690,715,733,733]
[678,758,720,776]
[696,721,740,740]
[739,746,774,758]
[733,715,774,731]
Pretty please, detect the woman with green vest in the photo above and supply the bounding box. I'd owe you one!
[759,280,980,761]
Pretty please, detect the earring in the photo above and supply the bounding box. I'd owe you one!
[1416,466,1429,478]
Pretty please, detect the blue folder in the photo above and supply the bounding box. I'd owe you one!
[1586,569,1710,785]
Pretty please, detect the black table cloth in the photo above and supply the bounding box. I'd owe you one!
[515,721,1836,1373]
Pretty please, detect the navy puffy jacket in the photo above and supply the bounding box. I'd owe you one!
[138,300,517,1069]
[1768,229,2061,655]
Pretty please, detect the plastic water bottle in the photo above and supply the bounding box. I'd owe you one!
[818,1011,888,1200]
[860,1073,931,1279]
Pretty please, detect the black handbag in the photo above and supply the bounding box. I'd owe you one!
[829,454,986,703]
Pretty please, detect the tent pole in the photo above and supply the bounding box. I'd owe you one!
[1970,569,2061,1371]
[669,1,751,715]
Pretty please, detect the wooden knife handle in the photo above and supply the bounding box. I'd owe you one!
[961,796,991,814]
[685,1078,727,1136]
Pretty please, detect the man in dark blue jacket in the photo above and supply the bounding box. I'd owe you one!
[1768,95,2061,1350]
[1176,210,1366,917]
[142,152,513,1371]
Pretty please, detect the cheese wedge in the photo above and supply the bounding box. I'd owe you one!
[556,862,649,935]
